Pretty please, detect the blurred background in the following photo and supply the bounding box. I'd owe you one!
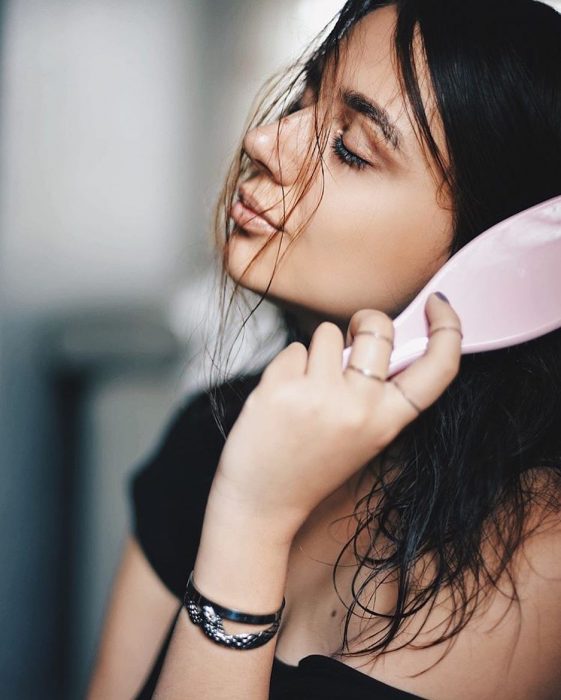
[0,0,343,697]
[1,0,560,698]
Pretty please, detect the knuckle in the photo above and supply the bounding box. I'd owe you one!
[244,388,260,410]
[259,365,274,384]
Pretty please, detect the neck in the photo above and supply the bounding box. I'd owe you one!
[280,306,348,348]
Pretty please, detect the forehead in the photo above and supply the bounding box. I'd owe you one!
[332,5,448,168]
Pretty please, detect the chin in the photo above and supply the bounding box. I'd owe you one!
[225,253,350,335]
[225,241,276,291]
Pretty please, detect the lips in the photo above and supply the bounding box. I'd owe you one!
[231,187,283,236]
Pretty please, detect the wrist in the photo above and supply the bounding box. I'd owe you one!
[193,480,293,614]
[209,470,307,545]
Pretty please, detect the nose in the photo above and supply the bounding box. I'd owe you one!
[242,108,314,186]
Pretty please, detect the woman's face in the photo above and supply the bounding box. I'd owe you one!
[226,5,453,327]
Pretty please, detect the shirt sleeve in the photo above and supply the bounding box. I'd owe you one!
[127,372,262,598]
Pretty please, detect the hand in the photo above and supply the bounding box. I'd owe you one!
[211,293,462,540]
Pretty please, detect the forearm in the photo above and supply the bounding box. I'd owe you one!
[152,480,294,699]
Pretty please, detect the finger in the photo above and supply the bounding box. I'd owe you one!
[305,322,345,381]
[260,341,308,386]
[346,308,391,346]
[383,292,462,425]
[343,310,394,394]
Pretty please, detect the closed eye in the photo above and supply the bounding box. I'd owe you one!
[331,132,372,171]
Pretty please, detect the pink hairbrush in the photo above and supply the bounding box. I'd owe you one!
[342,194,561,378]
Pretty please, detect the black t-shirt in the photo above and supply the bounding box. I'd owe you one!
[128,370,425,699]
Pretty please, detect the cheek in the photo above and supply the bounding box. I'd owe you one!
[303,175,433,259]
[294,175,451,304]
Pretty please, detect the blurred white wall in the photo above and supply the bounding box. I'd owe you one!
[0,0,200,314]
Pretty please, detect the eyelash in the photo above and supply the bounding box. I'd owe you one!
[331,132,371,171]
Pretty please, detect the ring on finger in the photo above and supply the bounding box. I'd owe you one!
[346,364,385,382]
[391,379,422,416]
[353,330,394,349]
[429,326,463,339]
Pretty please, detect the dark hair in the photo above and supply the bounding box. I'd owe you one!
[206,0,561,664]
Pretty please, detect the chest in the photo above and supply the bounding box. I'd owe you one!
[273,488,395,665]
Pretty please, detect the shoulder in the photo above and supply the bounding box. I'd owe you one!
[515,472,561,591]
[163,370,265,444]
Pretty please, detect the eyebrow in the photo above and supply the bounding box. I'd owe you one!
[340,89,403,153]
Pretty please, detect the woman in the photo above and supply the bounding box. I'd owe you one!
[87,1,561,698]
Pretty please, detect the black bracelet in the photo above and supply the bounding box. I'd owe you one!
[183,571,286,650]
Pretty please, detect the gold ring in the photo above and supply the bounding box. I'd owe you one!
[391,379,422,415]
[346,364,385,382]
[429,326,464,339]
[353,330,394,349]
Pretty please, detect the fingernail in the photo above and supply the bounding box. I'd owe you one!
[434,291,449,303]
